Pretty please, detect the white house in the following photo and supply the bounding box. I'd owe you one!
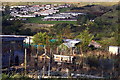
[54,54,74,63]
[109,46,120,55]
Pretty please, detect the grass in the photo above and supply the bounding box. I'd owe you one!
[25,16,43,23]
[2,73,114,80]
[74,2,118,7]
[28,20,76,24]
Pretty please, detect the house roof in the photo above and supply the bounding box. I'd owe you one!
[88,40,101,48]
[62,39,81,48]
[0,35,28,41]
[63,43,74,48]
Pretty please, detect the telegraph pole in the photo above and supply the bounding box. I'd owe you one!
[42,45,46,78]
[24,48,27,76]
[8,49,12,77]
[48,48,51,77]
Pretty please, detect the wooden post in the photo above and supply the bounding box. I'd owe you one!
[56,47,58,54]
[44,45,46,55]
[48,48,52,77]
[42,66,45,78]
[73,48,75,55]
[80,45,83,54]
[9,49,12,68]
[48,62,50,77]
[24,48,27,76]
[66,68,69,78]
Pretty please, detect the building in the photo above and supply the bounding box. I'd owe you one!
[43,12,85,21]
[34,9,59,16]
[58,39,81,55]
[63,39,81,48]
[54,54,74,63]
[88,40,101,48]
[1,35,29,68]
[43,14,72,21]
[109,46,120,55]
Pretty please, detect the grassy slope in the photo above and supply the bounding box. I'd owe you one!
[2,2,118,6]
[95,9,118,25]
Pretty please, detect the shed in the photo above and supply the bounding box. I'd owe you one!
[109,46,120,55]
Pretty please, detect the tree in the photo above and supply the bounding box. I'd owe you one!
[77,15,88,25]
[48,34,63,54]
[62,26,73,39]
[32,32,48,45]
[32,32,50,73]
[19,28,33,36]
[76,28,94,53]
[52,23,74,55]
[32,32,49,62]
[52,23,74,39]
[2,19,24,35]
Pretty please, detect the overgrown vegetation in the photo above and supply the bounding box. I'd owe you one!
[2,73,119,80]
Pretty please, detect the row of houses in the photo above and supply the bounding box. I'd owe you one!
[8,4,86,21]
[9,4,70,18]
[42,12,85,21]
[10,8,59,18]
[7,18,27,21]
[43,14,72,20]
[34,9,59,16]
